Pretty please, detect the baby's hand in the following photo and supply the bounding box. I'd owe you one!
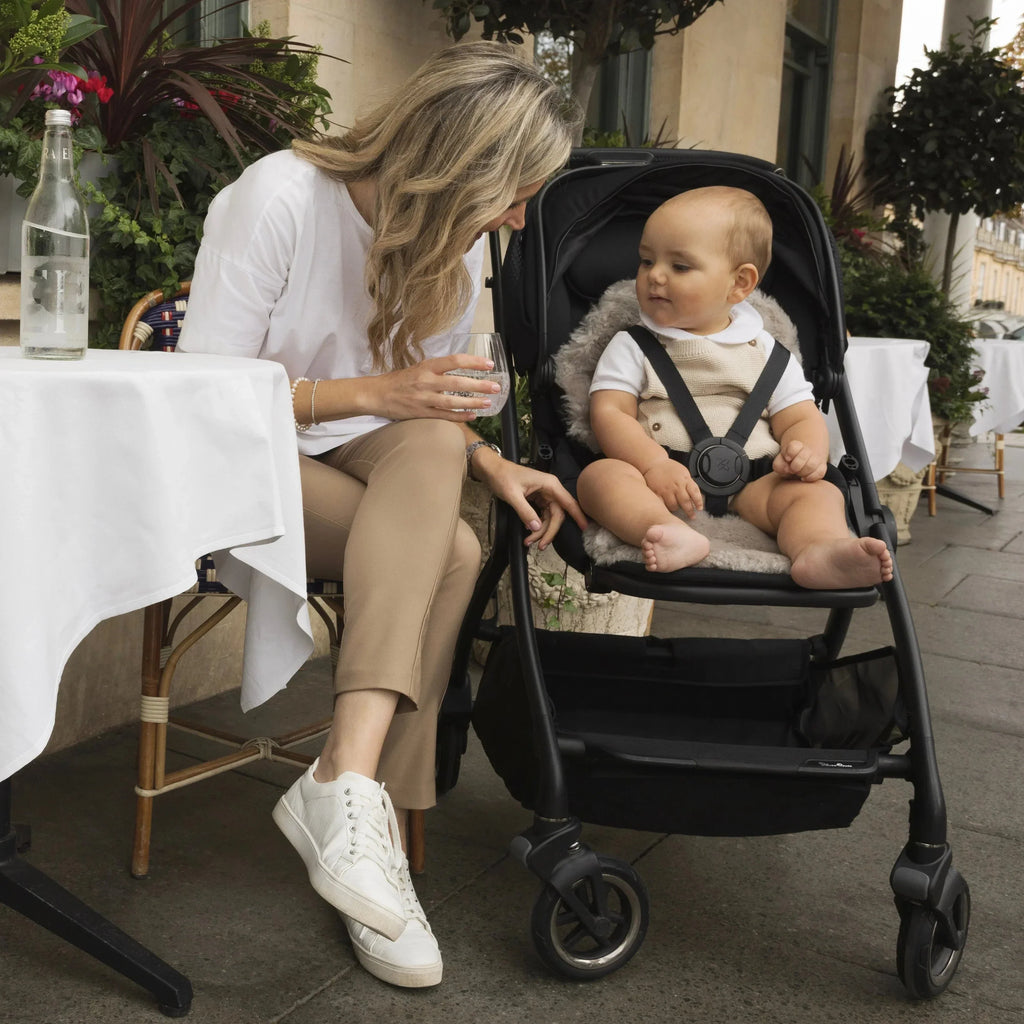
[773,440,827,482]
[643,460,704,518]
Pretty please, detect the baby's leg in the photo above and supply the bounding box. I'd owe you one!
[577,459,709,572]
[732,474,893,590]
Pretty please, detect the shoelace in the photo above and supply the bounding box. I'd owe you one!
[330,781,401,874]
[392,849,430,928]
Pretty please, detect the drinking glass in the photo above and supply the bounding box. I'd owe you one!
[444,332,511,415]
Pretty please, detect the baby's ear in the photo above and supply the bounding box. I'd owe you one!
[731,263,759,302]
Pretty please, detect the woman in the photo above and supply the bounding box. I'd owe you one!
[178,42,585,989]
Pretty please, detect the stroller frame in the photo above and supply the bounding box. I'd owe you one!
[440,149,969,995]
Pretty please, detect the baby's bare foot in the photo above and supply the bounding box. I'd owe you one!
[790,536,893,590]
[641,521,710,573]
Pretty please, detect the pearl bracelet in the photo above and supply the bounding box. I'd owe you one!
[290,377,312,432]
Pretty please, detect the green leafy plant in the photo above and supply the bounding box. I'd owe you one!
[864,18,1024,294]
[810,144,889,251]
[1,62,110,181]
[810,145,987,425]
[0,0,102,119]
[79,19,331,348]
[536,569,581,630]
[22,3,334,348]
[838,246,987,425]
[64,1,332,158]
[474,373,532,459]
[582,116,682,149]
[80,115,235,347]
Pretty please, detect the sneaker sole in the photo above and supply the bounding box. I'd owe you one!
[272,796,406,941]
[350,941,443,988]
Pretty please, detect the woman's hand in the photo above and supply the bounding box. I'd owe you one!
[473,451,588,549]
[364,353,503,422]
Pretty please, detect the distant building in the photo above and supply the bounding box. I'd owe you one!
[971,214,1024,315]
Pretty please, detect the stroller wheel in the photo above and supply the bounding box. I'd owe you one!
[530,857,649,980]
[896,878,971,998]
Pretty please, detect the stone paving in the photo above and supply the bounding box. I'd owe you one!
[2,435,1023,1023]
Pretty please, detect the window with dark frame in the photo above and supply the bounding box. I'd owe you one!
[776,0,837,189]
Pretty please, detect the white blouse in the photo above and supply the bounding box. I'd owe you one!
[178,149,486,455]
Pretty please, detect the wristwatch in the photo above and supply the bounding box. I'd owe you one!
[465,440,502,481]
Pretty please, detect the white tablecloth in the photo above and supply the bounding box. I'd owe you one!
[0,348,314,781]
[827,337,935,479]
[969,339,1024,436]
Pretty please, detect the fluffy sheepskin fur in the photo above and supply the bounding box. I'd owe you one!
[553,280,803,572]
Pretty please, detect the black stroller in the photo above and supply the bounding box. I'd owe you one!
[440,148,969,998]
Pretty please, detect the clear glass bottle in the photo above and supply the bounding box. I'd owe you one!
[19,108,90,359]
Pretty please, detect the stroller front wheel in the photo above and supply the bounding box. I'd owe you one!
[530,857,649,980]
[896,878,971,998]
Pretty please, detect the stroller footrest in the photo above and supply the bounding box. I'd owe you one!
[569,732,880,778]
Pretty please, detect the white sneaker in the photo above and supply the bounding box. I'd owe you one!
[343,855,442,988]
[272,761,406,940]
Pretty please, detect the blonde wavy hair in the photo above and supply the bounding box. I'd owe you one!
[294,42,578,370]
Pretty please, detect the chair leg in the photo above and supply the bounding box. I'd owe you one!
[996,433,1005,498]
[408,809,426,875]
[132,601,169,879]
[926,460,937,516]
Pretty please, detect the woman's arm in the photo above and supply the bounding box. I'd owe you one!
[460,422,587,549]
[292,353,504,426]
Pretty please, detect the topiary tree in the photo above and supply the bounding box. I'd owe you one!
[864,18,1024,296]
[428,0,723,131]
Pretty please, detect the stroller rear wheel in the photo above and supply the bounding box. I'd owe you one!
[896,878,971,998]
[530,857,649,980]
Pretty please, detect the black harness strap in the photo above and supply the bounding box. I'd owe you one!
[627,324,792,515]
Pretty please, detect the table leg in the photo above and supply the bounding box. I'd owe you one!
[934,483,997,515]
[0,777,192,1017]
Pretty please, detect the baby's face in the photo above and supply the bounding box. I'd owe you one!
[635,198,741,336]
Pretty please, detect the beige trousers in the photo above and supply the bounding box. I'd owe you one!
[299,419,481,810]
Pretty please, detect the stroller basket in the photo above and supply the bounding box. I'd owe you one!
[474,628,905,838]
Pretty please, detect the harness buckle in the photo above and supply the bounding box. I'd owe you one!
[688,435,751,496]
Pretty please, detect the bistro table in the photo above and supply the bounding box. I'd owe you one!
[969,338,1024,436]
[931,338,1024,514]
[0,347,314,1014]
[827,336,935,479]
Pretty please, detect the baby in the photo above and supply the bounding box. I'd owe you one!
[576,186,893,590]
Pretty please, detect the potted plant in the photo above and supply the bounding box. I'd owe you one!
[814,147,988,541]
[5,0,335,344]
[1,0,104,270]
[1,0,102,116]
[864,18,1024,296]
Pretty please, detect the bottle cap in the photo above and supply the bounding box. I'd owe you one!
[44,109,73,127]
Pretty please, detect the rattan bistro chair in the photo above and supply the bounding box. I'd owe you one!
[120,285,425,877]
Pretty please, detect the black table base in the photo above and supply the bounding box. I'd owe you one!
[935,482,996,515]
[0,777,192,1017]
